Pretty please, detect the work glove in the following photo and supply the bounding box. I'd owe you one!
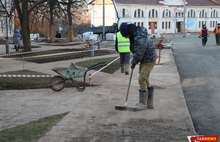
[131,64,135,69]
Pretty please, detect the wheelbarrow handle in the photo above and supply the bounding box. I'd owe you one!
[87,62,106,70]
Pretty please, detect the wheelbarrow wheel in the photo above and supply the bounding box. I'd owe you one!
[50,76,65,92]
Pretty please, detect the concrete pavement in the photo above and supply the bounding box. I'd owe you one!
[0,40,197,141]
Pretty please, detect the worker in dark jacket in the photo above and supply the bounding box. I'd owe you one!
[120,22,158,110]
[199,24,210,46]
[115,31,130,75]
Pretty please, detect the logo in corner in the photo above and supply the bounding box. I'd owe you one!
[187,135,219,142]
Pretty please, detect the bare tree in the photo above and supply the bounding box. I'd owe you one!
[12,0,89,48]
[47,0,58,42]
[58,0,88,42]
[13,0,47,51]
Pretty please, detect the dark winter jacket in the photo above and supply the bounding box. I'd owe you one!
[200,26,210,38]
[130,26,158,65]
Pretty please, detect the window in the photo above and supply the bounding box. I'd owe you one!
[162,21,171,29]
[1,20,3,33]
[134,9,144,18]
[9,19,12,35]
[175,12,183,18]
[188,9,195,17]
[199,21,206,28]
[134,22,144,26]
[122,9,126,17]
[199,10,207,18]
[121,8,129,18]
[163,9,171,18]
[210,21,218,28]
[211,10,218,18]
[148,9,158,18]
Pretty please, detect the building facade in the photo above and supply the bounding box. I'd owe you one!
[0,0,14,43]
[89,0,220,34]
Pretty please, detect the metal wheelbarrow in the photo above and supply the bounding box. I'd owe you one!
[49,62,106,92]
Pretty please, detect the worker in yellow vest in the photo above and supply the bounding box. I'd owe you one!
[115,31,131,75]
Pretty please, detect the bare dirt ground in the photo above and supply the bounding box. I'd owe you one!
[0,49,116,90]
[71,118,192,142]
[1,42,196,142]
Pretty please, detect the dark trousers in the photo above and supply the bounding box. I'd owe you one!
[119,52,130,65]
[215,34,220,45]
[14,45,20,51]
[202,37,207,46]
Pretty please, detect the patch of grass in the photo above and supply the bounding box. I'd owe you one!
[0,70,89,90]
[0,70,51,90]
[20,45,41,49]
[76,56,120,74]
[0,112,68,142]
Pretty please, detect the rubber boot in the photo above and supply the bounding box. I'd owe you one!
[147,87,154,109]
[125,64,129,75]
[120,65,125,73]
[135,89,148,110]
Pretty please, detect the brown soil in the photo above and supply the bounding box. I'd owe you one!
[31,49,116,63]
[1,48,117,90]
[1,81,96,90]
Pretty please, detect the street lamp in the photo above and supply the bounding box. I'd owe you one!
[183,0,186,38]
[102,0,105,40]
[5,15,9,54]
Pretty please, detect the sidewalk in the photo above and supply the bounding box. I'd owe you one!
[0,42,197,141]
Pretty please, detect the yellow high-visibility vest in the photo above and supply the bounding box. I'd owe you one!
[117,32,130,53]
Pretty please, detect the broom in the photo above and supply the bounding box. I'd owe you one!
[115,68,137,111]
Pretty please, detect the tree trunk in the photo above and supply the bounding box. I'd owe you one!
[68,26,74,42]
[49,24,55,43]
[49,0,56,43]
[21,0,31,51]
[67,1,73,42]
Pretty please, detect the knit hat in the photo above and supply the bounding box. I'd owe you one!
[120,22,129,37]
[218,23,220,25]
[128,24,137,35]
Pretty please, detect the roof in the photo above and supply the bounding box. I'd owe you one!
[114,0,220,6]
[89,0,220,6]
[115,0,161,5]
[187,0,220,6]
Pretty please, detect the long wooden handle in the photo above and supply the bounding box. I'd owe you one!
[125,68,134,105]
